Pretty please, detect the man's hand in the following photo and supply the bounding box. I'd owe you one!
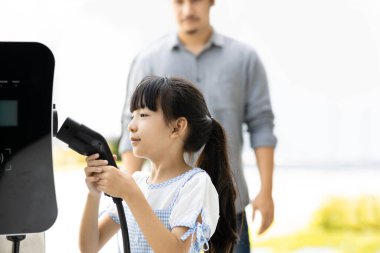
[251,191,274,235]
[252,147,275,234]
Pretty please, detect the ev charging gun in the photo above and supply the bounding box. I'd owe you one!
[56,117,131,253]
[56,117,116,167]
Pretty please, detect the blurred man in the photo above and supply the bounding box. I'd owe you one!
[119,0,277,251]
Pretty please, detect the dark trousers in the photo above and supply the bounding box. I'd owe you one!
[233,211,251,253]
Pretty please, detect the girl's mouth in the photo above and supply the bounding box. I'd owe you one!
[130,137,141,144]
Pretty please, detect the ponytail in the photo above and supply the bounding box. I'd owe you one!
[196,118,238,253]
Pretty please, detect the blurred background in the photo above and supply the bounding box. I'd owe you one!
[1,0,379,252]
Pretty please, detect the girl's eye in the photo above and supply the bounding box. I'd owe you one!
[130,113,148,119]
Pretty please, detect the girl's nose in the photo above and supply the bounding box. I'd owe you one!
[128,120,137,133]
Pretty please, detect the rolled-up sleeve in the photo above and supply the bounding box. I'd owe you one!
[244,52,277,148]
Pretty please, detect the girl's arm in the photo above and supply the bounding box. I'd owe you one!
[79,194,120,253]
[79,154,120,253]
[97,166,192,253]
[126,185,192,253]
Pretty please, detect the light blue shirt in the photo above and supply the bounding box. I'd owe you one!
[119,31,277,213]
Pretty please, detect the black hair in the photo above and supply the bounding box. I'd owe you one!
[130,76,237,253]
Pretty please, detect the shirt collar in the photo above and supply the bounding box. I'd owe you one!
[169,29,224,51]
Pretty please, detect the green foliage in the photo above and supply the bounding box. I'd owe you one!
[253,195,380,253]
[254,229,380,253]
[311,196,380,231]
[107,137,121,161]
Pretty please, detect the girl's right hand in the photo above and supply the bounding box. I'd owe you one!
[84,153,108,197]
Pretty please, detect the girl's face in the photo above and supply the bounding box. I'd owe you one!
[128,107,173,160]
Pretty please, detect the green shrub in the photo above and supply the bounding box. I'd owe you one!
[311,196,380,231]
[107,137,121,161]
[253,195,380,253]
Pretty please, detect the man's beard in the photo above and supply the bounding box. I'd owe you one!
[182,15,200,35]
[185,29,199,35]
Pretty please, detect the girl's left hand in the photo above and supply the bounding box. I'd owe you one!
[95,161,133,199]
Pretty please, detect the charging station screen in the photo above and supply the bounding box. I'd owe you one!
[0,100,18,126]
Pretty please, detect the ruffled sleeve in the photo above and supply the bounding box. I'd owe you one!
[169,172,219,252]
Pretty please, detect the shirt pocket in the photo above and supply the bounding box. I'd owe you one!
[206,74,242,111]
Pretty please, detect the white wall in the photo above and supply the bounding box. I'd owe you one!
[1,0,379,166]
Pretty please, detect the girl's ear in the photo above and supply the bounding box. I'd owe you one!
[170,117,188,138]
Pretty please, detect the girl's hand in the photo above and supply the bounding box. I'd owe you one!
[84,153,108,197]
[85,153,131,199]
[96,165,132,199]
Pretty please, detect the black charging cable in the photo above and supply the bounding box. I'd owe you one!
[6,235,26,253]
[100,165,131,253]
[114,198,130,253]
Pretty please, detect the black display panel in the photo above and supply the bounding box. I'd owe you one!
[0,100,18,126]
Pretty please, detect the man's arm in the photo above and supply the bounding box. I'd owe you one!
[243,51,276,234]
[121,151,145,175]
[252,147,274,235]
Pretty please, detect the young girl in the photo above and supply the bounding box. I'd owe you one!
[79,76,237,253]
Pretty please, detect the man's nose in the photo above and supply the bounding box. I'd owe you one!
[183,1,194,15]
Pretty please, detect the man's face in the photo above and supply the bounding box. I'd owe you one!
[172,0,214,35]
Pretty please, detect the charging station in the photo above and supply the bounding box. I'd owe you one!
[0,42,57,251]
[0,41,132,253]
[0,42,131,253]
